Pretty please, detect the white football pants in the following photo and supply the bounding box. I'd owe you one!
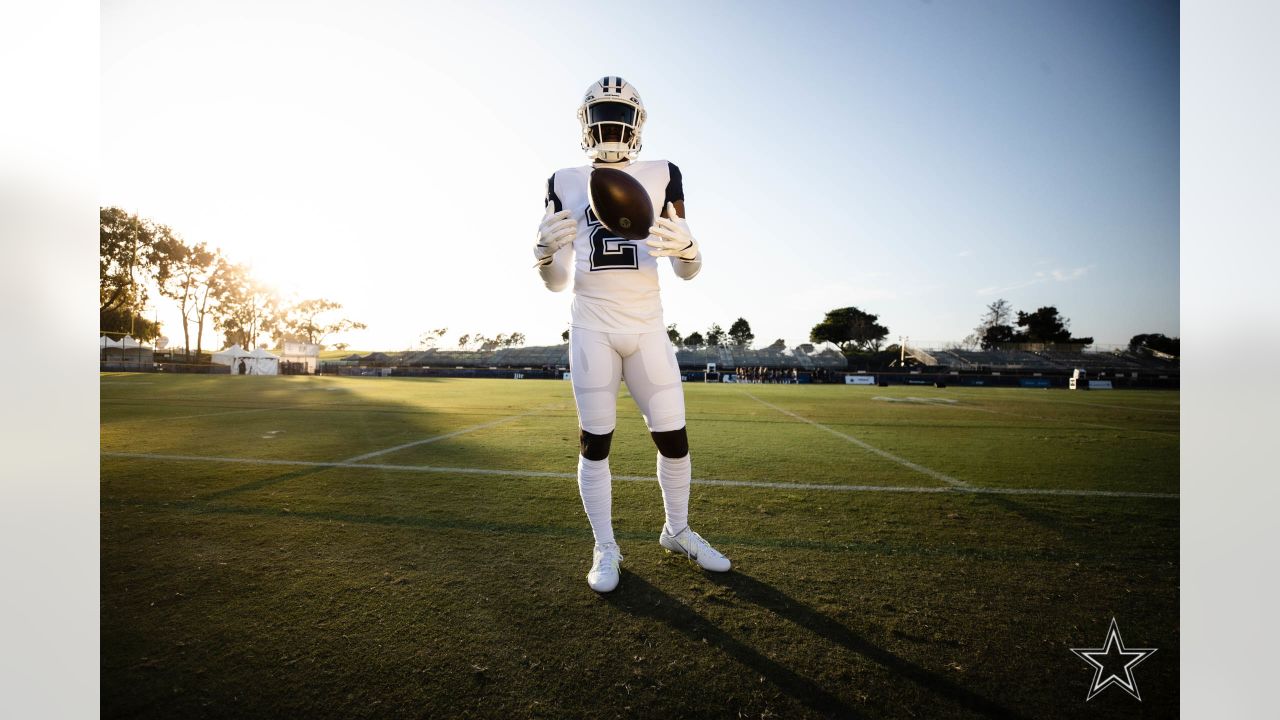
[569,327,686,434]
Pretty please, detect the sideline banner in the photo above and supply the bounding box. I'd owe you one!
[1088,380,1114,389]
[845,375,876,385]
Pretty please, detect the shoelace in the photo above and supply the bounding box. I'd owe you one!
[679,530,723,560]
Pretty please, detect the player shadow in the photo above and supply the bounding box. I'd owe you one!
[705,571,1030,720]
[193,465,336,504]
[609,572,862,718]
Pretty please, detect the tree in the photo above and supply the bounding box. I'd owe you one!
[797,343,815,354]
[213,263,278,348]
[100,207,167,337]
[666,323,682,346]
[1129,333,1179,356]
[273,298,366,347]
[1015,306,1092,345]
[98,309,161,343]
[188,249,227,361]
[809,306,890,353]
[155,235,216,361]
[964,298,1012,349]
[418,327,449,349]
[684,331,705,349]
[561,329,570,343]
[706,323,726,347]
[333,342,349,351]
[458,334,471,349]
[505,332,526,347]
[728,318,754,347]
[980,324,1019,349]
[767,338,787,351]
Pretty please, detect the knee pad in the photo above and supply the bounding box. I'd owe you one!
[650,426,689,459]
[579,429,614,461]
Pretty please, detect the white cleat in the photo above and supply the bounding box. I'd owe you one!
[659,525,731,572]
[587,542,623,593]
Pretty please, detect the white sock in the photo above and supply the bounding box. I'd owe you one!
[577,456,614,546]
[656,453,691,534]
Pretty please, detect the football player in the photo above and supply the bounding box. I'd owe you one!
[533,76,731,593]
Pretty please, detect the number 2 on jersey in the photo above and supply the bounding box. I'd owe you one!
[585,207,639,271]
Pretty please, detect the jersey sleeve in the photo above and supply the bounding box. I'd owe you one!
[664,162,684,208]
[545,173,563,212]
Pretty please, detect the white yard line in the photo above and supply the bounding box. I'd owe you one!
[742,392,971,488]
[336,406,555,464]
[99,451,1178,499]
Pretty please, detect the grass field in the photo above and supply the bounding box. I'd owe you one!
[100,374,1179,719]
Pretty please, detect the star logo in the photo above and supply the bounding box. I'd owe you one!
[1070,618,1157,701]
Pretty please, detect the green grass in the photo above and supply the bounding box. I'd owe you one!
[101,375,1178,718]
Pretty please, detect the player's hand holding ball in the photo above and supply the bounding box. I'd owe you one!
[646,202,699,262]
[534,201,576,266]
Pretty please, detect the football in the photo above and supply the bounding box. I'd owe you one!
[588,167,654,240]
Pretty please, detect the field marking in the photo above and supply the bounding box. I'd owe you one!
[336,406,557,463]
[742,392,971,488]
[872,396,958,405]
[99,451,1179,499]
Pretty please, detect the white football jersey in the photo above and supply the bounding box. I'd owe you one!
[545,160,684,334]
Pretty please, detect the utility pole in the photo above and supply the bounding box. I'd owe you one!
[129,212,138,338]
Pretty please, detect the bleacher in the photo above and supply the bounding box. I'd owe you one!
[941,349,1059,370]
[674,346,848,370]
[400,349,494,368]
[334,343,850,373]
[922,347,1178,374]
[491,345,570,367]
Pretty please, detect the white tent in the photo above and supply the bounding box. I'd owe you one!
[246,347,280,375]
[100,335,152,368]
[212,344,247,367]
[211,344,281,375]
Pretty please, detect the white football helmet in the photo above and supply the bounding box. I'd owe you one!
[578,76,646,163]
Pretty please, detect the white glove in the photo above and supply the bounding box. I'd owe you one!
[645,202,699,261]
[534,202,576,266]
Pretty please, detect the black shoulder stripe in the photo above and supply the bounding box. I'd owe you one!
[664,162,684,208]
[545,173,563,212]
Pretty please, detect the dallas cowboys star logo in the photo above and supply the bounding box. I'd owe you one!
[1070,618,1157,701]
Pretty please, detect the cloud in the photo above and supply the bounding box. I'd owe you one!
[976,264,1093,295]
[955,249,973,257]
[1050,265,1091,281]
[977,263,1090,294]
[976,277,1043,296]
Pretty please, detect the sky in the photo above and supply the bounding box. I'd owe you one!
[101,0,1178,351]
